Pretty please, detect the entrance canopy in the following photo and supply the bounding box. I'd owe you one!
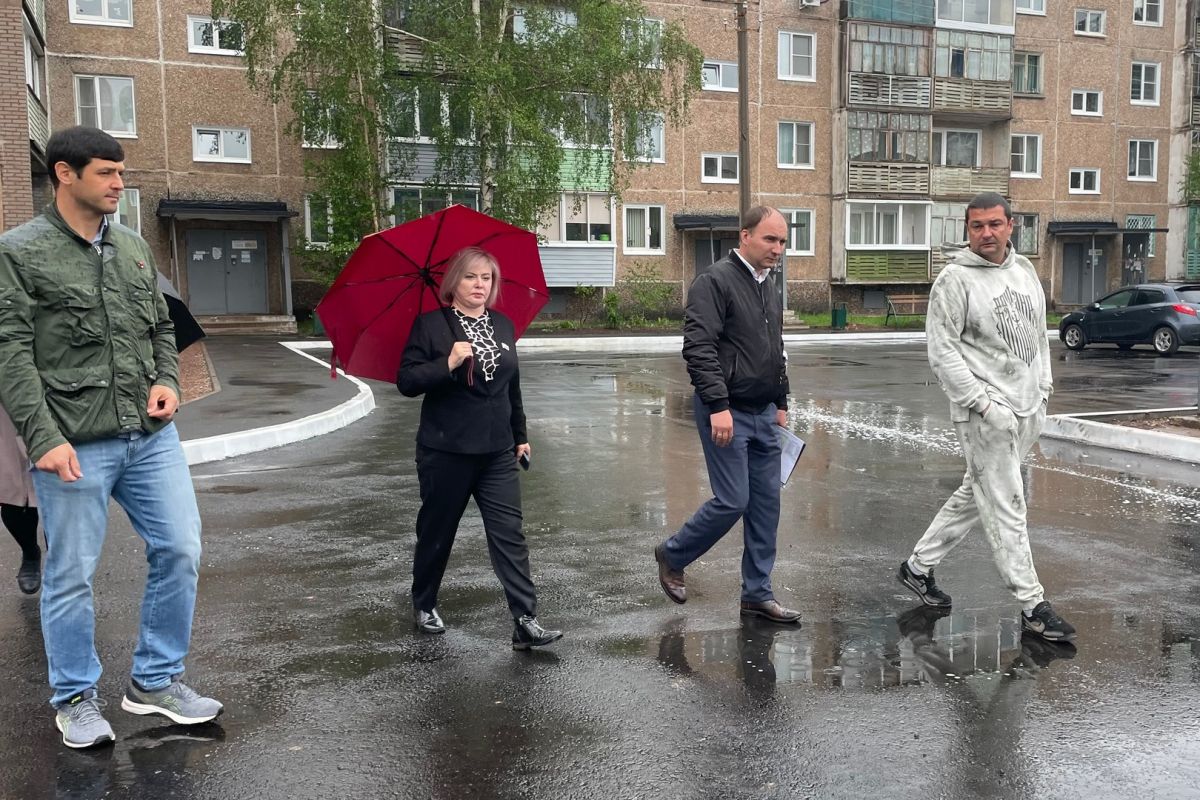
[673,213,740,231]
[156,199,297,222]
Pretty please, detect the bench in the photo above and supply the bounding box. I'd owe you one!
[884,293,930,327]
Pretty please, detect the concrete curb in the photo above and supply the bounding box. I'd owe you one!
[1042,408,1200,466]
[181,343,375,466]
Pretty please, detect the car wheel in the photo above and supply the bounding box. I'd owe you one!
[1117,342,1134,351]
[1062,323,1086,351]
[1152,326,1180,356]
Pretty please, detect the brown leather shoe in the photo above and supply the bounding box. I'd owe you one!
[739,599,801,624]
[654,544,686,604]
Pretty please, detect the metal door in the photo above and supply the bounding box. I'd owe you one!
[184,231,268,314]
[225,234,268,313]
[1062,243,1106,305]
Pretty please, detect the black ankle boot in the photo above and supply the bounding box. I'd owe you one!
[17,552,40,595]
[512,615,563,650]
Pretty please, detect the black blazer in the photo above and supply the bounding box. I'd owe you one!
[397,309,527,455]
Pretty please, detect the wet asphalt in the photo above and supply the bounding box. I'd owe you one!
[2,341,1200,799]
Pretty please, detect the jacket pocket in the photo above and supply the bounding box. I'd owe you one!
[49,285,106,346]
[127,285,158,329]
[40,365,112,435]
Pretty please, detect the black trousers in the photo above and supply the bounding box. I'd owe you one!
[412,447,536,619]
[1,503,38,557]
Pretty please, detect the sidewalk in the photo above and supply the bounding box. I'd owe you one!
[175,332,1200,468]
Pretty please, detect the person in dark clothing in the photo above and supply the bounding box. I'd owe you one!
[0,408,40,594]
[653,206,801,624]
[397,246,562,650]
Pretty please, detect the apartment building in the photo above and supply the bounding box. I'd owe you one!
[2,0,50,230]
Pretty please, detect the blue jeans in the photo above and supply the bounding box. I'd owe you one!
[31,423,202,707]
[663,394,781,603]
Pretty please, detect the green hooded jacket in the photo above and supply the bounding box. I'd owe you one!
[0,203,179,462]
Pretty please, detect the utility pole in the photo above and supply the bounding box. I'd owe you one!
[736,0,750,218]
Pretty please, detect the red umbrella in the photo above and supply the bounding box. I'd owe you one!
[315,204,550,382]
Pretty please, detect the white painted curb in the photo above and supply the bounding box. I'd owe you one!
[1042,408,1200,465]
[181,342,375,466]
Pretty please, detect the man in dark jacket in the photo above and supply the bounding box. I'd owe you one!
[654,206,801,624]
[0,127,222,749]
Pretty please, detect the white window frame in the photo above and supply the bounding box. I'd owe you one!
[187,16,244,56]
[781,208,814,256]
[630,112,664,163]
[391,186,481,225]
[1070,89,1103,116]
[1016,0,1045,14]
[24,23,43,99]
[1069,168,1100,194]
[537,192,614,245]
[1012,213,1038,255]
[115,188,139,234]
[304,195,333,247]
[1133,0,1162,26]
[192,126,252,163]
[935,0,1015,32]
[1131,61,1160,106]
[69,0,132,27]
[1074,9,1106,37]
[701,153,739,184]
[932,128,982,168]
[777,121,814,169]
[1010,133,1041,178]
[701,60,738,92]
[302,92,339,149]
[74,75,137,138]
[622,204,664,255]
[777,31,816,82]
[626,17,664,69]
[1127,139,1157,182]
[1012,51,1042,95]
[845,201,931,250]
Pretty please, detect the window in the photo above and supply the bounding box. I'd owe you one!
[777,122,813,169]
[625,18,663,69]
[778,32,815,81]
[623,205,663,253]
[1013,52,1041,95]
[629,112,664,162]
[932,129,980,167]
[511,6,577,42]
[781,209,814,255]
[115,189,140,234]
[701,61,738,91]
[193,126,251,162]
[24,25,44,99]
[1010,134,1041,177]
[931,203,964,249]
[1097,289,1134,310]
[1131,62,1160,105]
[848,111,930,163]
[392,187,479,222]
[934,30,1012,83]
[305,195,332,246]
[70,0,131,26]
[1069,168,1100,194]
[302,92,339,149]
[1134,0,1161,25]
[1012,213,1038,254]
[1071,90,1102,116]
[188,16,244,54]
[1074,9,1105,36]
[537,193,612,244]
[1126,214,1157,256]
[847,202,929,248]
[1128,139,1157,181]
[393,87,473,142]
[1016,0,1044,13]
[1134,288,1165,305]
[846,23,929,76]
[701,153,738,183]
[936,0,1014,29]
[75,75,136,137]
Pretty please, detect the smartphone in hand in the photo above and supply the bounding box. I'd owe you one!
[518,452,531,471]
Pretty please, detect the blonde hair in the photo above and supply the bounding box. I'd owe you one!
[439,246,502,307]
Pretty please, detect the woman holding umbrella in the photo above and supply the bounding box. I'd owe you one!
[0,408,40,594]
[397,246,562,650]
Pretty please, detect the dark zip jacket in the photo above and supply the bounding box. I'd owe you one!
[682,253,789,414]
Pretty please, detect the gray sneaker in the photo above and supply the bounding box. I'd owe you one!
[55,689,115,749]
[120,676,223,725]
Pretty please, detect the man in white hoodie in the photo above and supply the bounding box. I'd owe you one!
[897,192,1076,642]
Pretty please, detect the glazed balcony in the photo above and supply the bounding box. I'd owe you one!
[845,0,935,26]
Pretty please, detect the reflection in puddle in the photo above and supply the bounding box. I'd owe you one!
[633,607,1079,690]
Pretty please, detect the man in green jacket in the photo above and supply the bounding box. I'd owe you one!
[0,126,222,749]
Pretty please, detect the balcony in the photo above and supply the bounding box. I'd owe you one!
[933,78,1011,119]
[845,0,935,26]
[27,92,47,153]
[385,28,435,70]
[24,0,44,35]
[845,251,930,283]
[846,74,931,110]
[930,166,1008,199]
[848,162,929,195]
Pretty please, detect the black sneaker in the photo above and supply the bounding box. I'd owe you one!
[1021,601,1076,642]
[897,561,952,608]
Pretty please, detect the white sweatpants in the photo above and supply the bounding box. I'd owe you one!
[910,405,1046,609]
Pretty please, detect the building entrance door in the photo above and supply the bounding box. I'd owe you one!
[1061,242,1106,305]
[185,230,268,314]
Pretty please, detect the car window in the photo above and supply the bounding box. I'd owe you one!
[1134,289,1166,306]
[1097,290,1135,309]
[1176,287,1200,303]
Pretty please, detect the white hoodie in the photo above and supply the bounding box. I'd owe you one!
[926,243,1052,421]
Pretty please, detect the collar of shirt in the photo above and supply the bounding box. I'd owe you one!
[731,248,769,284]
[92,217,109,247]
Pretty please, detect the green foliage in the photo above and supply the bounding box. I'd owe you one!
[603,290,621,329]
[571,284,600,326]
[616,260,675,322]
[1185,149,1200,203]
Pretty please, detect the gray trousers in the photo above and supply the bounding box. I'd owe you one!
[911,405,1046,609]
